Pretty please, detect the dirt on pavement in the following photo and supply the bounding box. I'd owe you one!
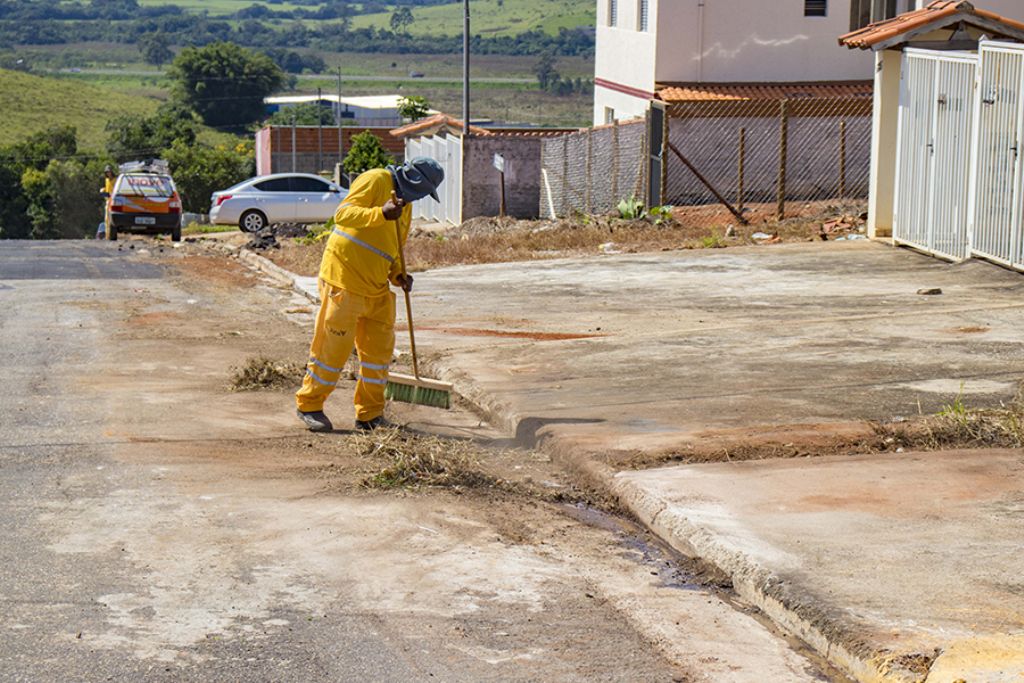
[57,238,838,682]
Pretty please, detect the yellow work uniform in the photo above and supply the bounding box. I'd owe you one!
[295,169,411,421]
[103,177,115,194]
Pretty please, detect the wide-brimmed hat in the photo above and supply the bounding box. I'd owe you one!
[391,157,444,202]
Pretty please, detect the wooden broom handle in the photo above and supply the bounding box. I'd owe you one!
[393,219,420,380]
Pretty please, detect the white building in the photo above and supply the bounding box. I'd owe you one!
[593,0,1024,124]
[264,94,438,127]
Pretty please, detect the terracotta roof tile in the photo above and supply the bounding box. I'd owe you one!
[839,1,1024,50]
[390,113,491,138]
[657,81,873,102]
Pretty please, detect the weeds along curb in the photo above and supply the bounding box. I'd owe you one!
[220,245,928,683]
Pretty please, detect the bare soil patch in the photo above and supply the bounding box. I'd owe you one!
[623,389,1024,470]
[258,202,868,277]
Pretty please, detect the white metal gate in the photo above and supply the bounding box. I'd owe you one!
[970,42,1024,271]
[405,134,462,225]
[894,49,977,261]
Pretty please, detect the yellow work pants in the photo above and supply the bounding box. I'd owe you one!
[295,280,395,421]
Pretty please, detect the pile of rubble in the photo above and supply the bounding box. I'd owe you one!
[245,223,311,250]
[818,213,868,241]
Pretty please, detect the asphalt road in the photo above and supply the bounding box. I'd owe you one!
[0,241,712,682]
[0,240,836,683]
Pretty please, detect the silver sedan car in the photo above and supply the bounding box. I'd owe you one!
[209,173,349,232]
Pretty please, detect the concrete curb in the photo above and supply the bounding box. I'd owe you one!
[218,243,920,683]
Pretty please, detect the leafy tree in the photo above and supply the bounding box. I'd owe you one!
[105,102,198,162]
[21,158,107,240]
[0,162,30,239]
[533,52,557,90]
[0,126,80,239]
[342,131,393,177]
[397,95,429,122]
[169,41,284,129]
[9,126,78,170]
[138,32,173,66]
[389,6,414,34]
[163,139,255,213]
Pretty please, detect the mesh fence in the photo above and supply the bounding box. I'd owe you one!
[540,119,648,219]
[665,98,872,225]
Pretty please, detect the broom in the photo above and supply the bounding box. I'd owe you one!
[384,216,452,409]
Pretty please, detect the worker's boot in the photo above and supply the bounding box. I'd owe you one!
[354,416,392,431]
[297,409,333,433]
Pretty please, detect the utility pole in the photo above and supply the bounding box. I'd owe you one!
[462,0,470,136]
[317,86,323,173]
[342,66,350,166]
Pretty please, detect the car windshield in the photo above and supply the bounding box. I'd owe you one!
[118,174,175,198]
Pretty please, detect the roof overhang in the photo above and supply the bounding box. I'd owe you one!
[839,1,1024,51]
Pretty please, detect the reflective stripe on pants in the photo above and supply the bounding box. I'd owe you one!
[295,279,396,421]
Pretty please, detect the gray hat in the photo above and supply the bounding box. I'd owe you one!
[389,157,445,202]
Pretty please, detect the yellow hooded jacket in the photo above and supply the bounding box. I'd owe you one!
[319,168,411,297]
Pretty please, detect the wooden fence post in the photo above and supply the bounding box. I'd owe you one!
[659,110,669,208]
[839,120,847,200]
[561,135,569,217]
[585,128,593,213]
[611,120,620,202]
[737,127,746,212]
[776,99,789,221]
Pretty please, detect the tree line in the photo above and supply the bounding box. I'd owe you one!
[1,16,593,59]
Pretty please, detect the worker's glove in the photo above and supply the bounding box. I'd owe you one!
[383,192,405,221]
[394,273,414,293]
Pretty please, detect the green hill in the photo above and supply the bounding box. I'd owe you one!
[350,0,593,37]
[0,69,159,151]
[132,0,595,35]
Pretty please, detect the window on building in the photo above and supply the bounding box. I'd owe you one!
[849,0,899,31]
[637,0,649,31]
[604,107,616,124]
[609,0,617,27]
[805,0,827,17]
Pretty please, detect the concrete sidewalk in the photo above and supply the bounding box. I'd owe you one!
[615,450,1024,683]
[404,241,1024,682]
[411,241,1024,456]
[248,239,1024,681]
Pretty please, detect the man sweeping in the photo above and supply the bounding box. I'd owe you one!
[295,157,444,433]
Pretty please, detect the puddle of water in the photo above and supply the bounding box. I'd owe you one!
[560,503,704,592]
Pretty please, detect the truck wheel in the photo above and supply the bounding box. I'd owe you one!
[240,210,267,233]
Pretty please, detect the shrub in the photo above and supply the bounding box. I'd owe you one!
[342,130,393,177]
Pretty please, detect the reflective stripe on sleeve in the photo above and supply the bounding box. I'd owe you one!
[332,229,395,263]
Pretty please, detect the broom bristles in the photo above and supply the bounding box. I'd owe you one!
[385,372,452,409]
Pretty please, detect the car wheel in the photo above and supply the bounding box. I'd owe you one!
[171,225,181,242]
[240,210,268,233]
[107,224,117,241]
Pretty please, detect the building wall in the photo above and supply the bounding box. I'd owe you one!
[593,0,658,124]
[461,137,544,220]
[655,0,873,83]
[259,126,405,175]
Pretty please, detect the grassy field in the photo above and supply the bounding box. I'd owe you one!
[350,0,593,37]
[132,0,595,33]
[134,0,309,15]
[324,51,593,80]
[0,69,160,150]
[59,69,592,128]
